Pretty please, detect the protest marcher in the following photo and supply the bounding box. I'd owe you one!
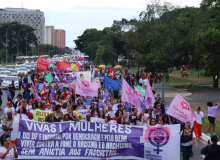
[66,106,78,121]
[155,104,162,123]
[90,104,100,118]
[77,98,86,109]
[16,107,29,120]
[194,106,204,139]
[201,135,220,160]
[181,122,198,160]
[61,102,68,113]
[24,84,31,104]
[4,102,15,119]
[2,109,13,135]
[0,133,18,159]
[45,103,53,111]
[73,105,81,120]
[165,72,169,82]
[63,114,71,122]
[127,108,138,125]
[206,101,219,136]
[105,115,111,123]
[99,110,105,119]
[45,114,53,123]
[37,101,44,110]
[140,116,149,127]
[117,117,125,125]
[53,105,63,122]
[161,115,171,125]
[149,118,159,127]
[0,86,2,111]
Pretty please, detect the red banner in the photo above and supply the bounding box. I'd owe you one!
[37,56,51,71]
[58,61,71,70]
[109,66,115,78]
[76,63,80,71]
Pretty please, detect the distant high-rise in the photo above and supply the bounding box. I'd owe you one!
[54,29,65,48]
[0,8,45,44]
[45,26,54,45]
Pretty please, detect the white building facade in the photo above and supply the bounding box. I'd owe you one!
[0,8,45,44]
[45,26,54,45]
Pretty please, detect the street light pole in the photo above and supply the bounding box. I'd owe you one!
[6,24,16,65]
[17,29,26,56]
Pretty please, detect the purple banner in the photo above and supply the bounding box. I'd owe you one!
[59,85,64,92]
[17,120,144,158]
[125,102,131,112]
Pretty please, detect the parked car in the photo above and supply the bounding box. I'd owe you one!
[5,65,14,70]
[0,68,6,72]
[0,65,3,68]
[0,71,11,80]
[8,69,17,76]
[15,65,22,71]
[17,68,28,76]
[2,76,19,89]
[26,65,33,73]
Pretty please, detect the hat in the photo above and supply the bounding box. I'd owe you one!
[27,112,33,119]
[22,100,26,103]
[106,116,111,121]
[7,109,12,114]
[46,103,51,106]
[7,101,11,105]
[29,99,34,102]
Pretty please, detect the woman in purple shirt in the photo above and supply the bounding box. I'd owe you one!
[206,101,220,136]
[90,104,100,118]
[155,104,162,123]
[77,99,86,109]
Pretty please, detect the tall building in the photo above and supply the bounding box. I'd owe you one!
[54,29,65,48]
[45,26,54,45]
[0,8,45,44]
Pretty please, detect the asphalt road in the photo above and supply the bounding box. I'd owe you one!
[180,139,206,160]
[0,90,20,114]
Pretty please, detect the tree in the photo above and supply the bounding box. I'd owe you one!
[94,45,104,65]
[193,28,220,88]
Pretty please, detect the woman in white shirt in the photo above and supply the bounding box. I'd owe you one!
[193,106,204,139]
[0,133,18,160]
[206,101,219,136]
[15,107,29,120]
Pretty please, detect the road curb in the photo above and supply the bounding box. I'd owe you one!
[201,133,220,145]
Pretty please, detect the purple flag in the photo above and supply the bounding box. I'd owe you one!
[5,90,12,99]
[91,65,95,79]
[134,86,144,102]
[166,93,197,127]
[75,76,99,97]
[144,80,155,109]
[121,79,141,114]
[31,81,40,100]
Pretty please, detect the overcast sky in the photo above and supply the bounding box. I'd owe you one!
[1,0,202,48]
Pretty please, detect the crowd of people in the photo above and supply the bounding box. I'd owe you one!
[0,59,219,160]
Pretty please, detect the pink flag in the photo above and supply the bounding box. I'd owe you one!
[134,86,144,102]
[166,93,197,127]
[75,76,99,97]
[145,80,155,109]
[31,81,40,100]
[121,79,141,114]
